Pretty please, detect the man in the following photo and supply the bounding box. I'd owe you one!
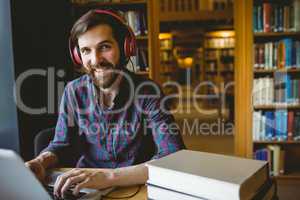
[26,9,185,198]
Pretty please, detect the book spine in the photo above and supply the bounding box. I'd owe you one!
[269,42,273,68]
[294,0,300,31]
[287,111,294,140]
[279,150,285,175]
[253,5,258,32]
[277,40,285,69]
[258,5,263,32]
[278,5,284,32]
[292,40,297,67]
[283,5,290,32]
[286,74,292,103]
[294,111,300,140]
[265,111,275,140]
[296,41,300,67]
[268,145,280,176]
[283,110,288,141]
[263,3,272,32]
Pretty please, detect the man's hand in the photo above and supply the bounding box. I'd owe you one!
[25,151,58,183]
[25,159,46,183]
[54,168,115,198]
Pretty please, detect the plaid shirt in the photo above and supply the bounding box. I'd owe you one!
[44,70,185,168]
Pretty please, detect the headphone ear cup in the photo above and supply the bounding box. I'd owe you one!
[72,46,82,65]
[124,35,136,58]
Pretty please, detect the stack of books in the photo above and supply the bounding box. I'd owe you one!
[146,150,276,200]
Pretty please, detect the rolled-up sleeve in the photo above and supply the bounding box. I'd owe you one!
[144,90,186,159]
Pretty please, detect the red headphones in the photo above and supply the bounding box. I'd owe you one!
[69,9,137,66]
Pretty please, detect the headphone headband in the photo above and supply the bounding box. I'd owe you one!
[69,9,136,66]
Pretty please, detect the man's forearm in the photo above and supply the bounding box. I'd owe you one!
[34,151,58,169]
[111,163,148,187]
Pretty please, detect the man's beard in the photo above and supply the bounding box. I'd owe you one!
[87,61,120,89]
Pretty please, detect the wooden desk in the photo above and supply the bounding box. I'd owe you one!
[103,185,147,200]
[54,168,147,199]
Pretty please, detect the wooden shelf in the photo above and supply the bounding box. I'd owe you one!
[253,104,300,110]
[254,68,300,74]
[136,71,149,75]
[273,172,300,180]
[160,60,174,64]
[221,70,234,73]
[136,35,148,40]
[160,47,172,51]
[254,140,300,145]
[205,58,218,61]
[205,71,218,74]
[254,31,300,37]
[73,0,146,7]
[205,47,234,50]
[161,72,174,76]
[160,9,233,22]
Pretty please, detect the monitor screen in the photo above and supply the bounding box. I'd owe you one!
[0,0,20,152]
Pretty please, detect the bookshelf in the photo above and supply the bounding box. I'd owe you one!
[235,0,300,180]
[159,33,176,83]
[254,31,300,37]
[69,0,160,81]
[159,0,233,22]
[157,0,234,83]
[202,30,235,120]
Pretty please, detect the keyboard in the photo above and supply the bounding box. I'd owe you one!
[45,185,86,200]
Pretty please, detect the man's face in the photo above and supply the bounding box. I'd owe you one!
[78,24,121,89]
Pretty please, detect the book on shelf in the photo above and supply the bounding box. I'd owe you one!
[160,51,173,63]
[293,111,300,140]
[254,145,285,177]
[160,39,172,49]
[123,10,147,36]
[146,150,269,200]
[219,49,234,71]
[254,39,300,70]
[253,0,300,33]
[205,37,235,49]
[252,110,300,142]
[253,75,300,106]
[268,145,281,176]
[197,0,232,11]
[126,47,148,72]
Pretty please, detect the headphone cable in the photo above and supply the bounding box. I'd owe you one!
[128,57,136,73]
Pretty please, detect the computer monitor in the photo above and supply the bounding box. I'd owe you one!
[0,0,20,152]
[0,149,51,199]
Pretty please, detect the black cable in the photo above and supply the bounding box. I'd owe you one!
[102,185,142,199]
[128,57,136,73]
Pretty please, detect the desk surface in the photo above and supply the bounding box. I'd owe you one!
[54,168,147,200]
[103,185,147,200]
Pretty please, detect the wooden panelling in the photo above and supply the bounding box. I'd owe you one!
[234,0,253,158]
[147,0,161,82]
